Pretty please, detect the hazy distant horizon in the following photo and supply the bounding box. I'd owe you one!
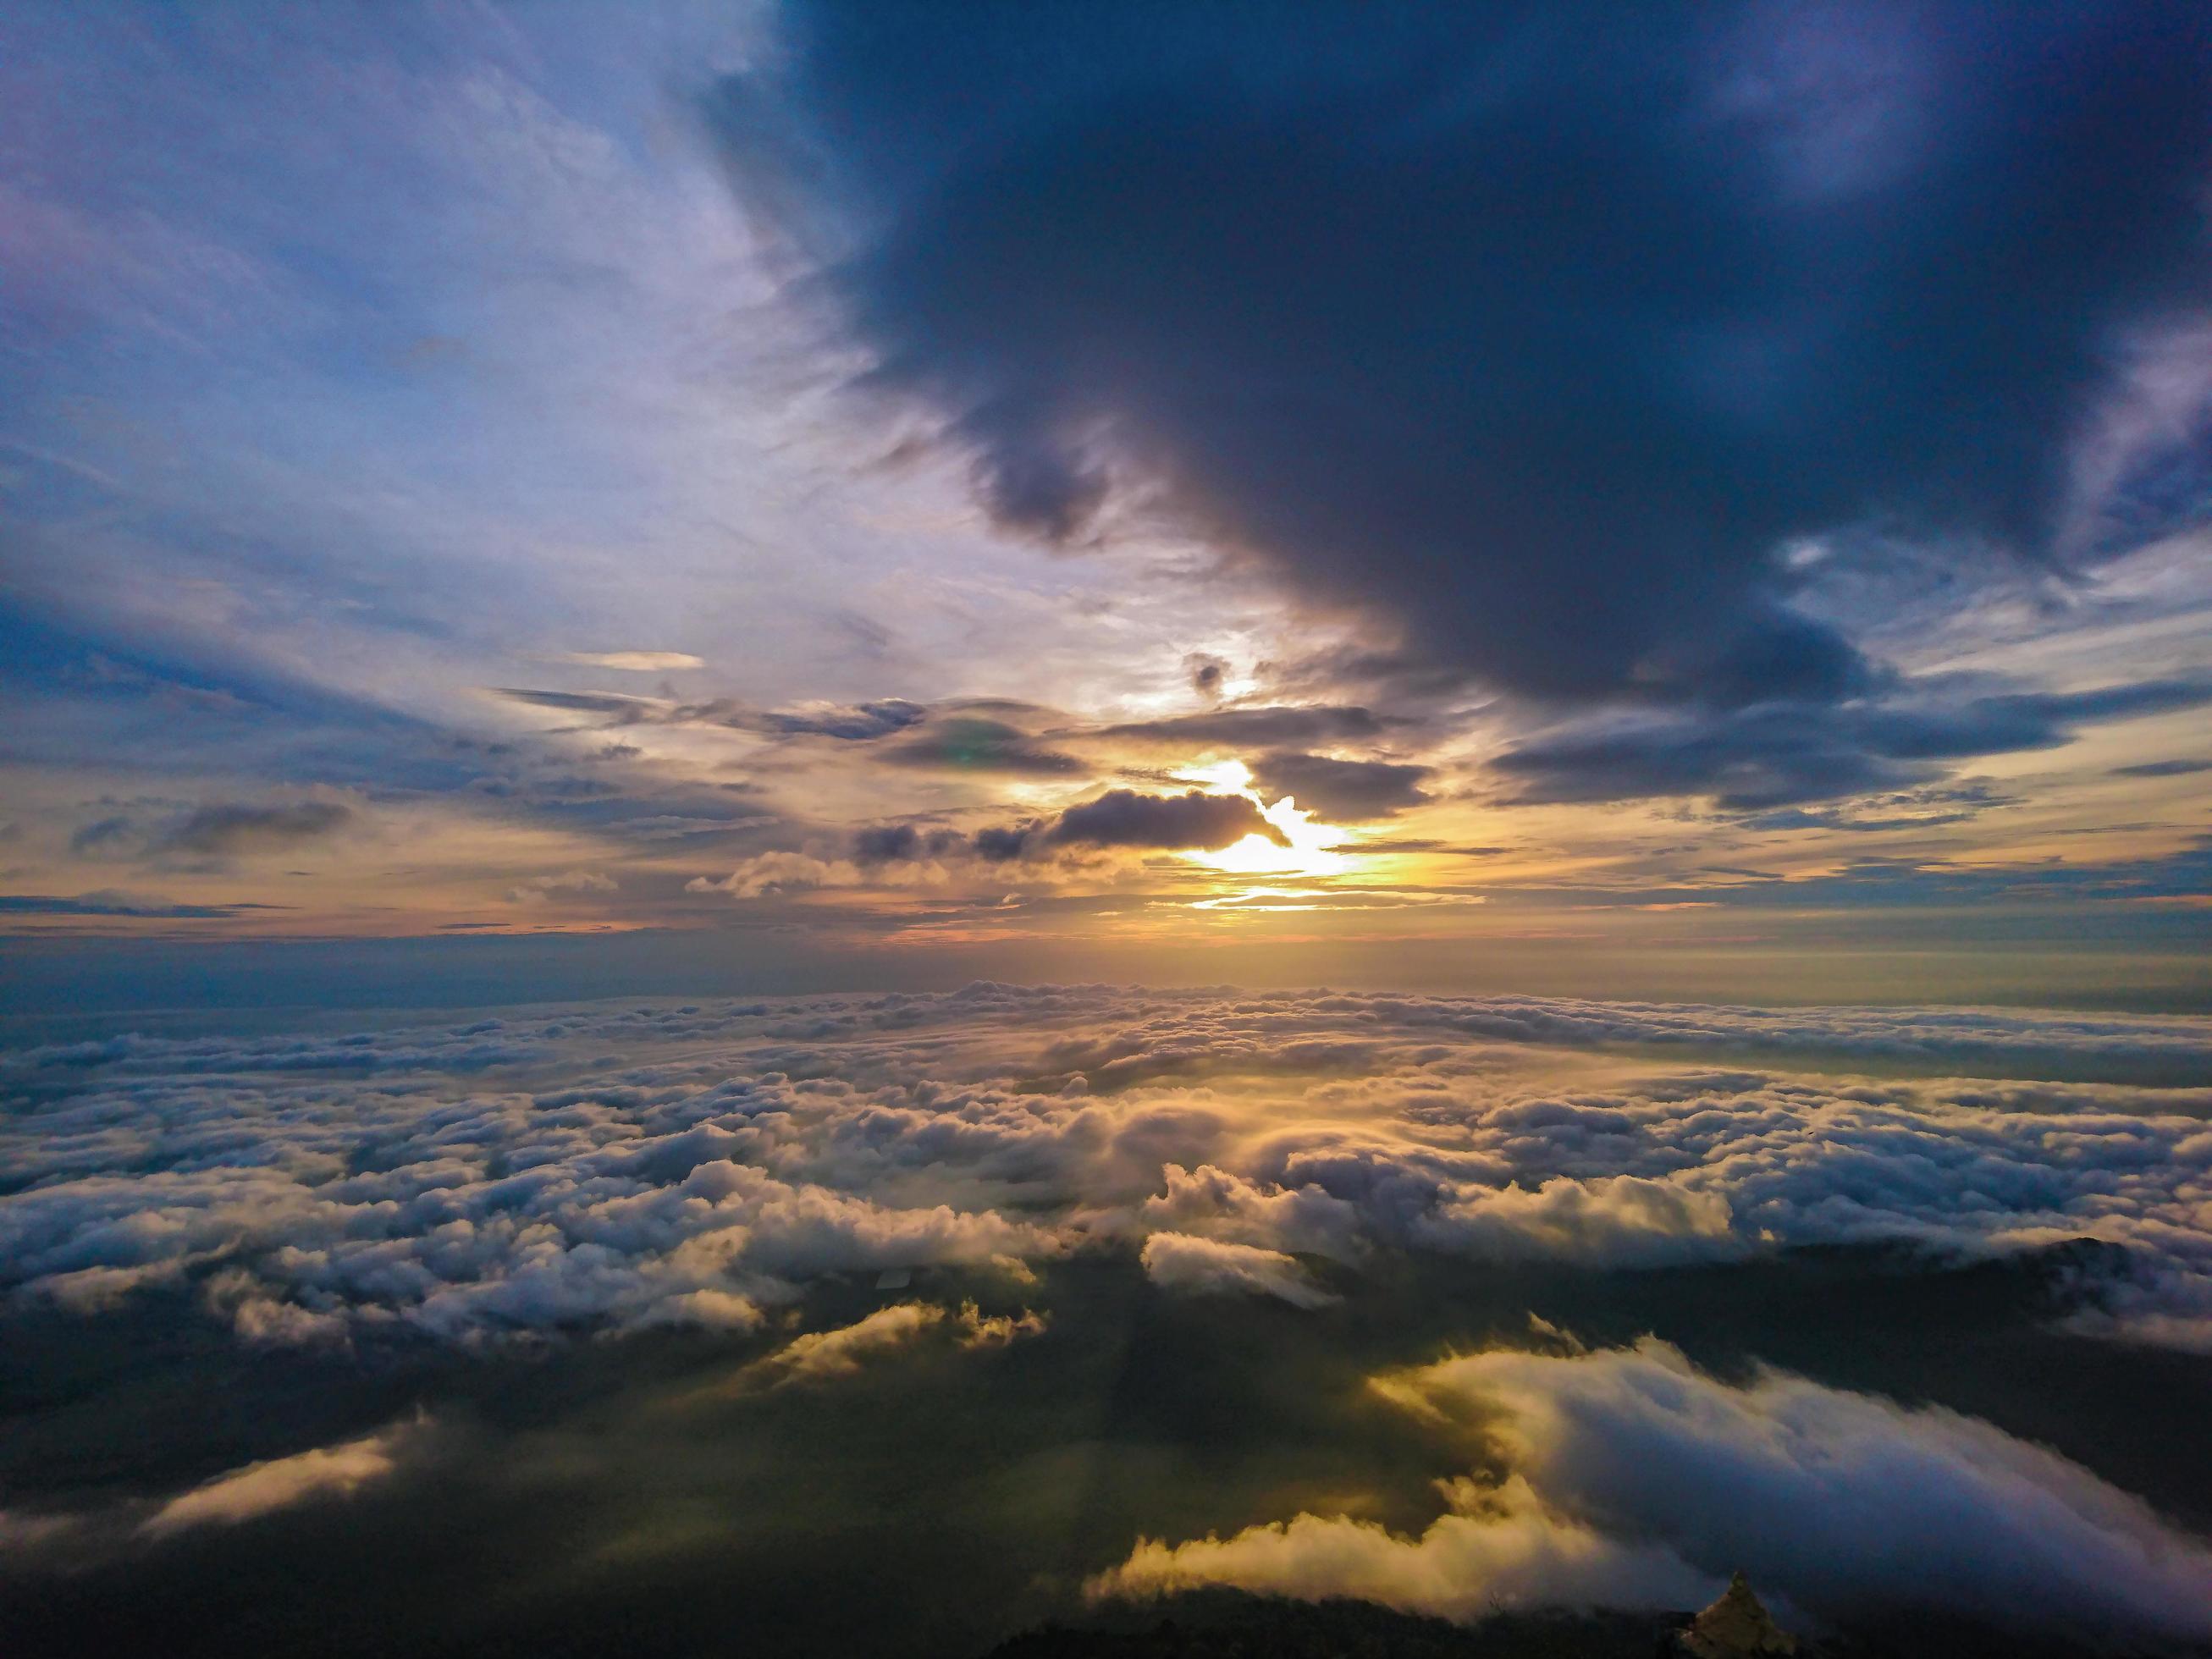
[8,931,2212,1025]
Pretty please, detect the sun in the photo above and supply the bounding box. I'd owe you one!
[1189,793,1349,878]
[1164,759,1351,878]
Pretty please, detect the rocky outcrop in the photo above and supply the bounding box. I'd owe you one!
[1675,1573,1797,1658]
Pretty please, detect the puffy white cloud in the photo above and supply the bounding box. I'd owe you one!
[4,984,2211,1349]
[0,1075,1050,1344]
[687,850,951,899]
[205,1266,353,1347]
[1139,1232,1337,1309]
[507,868,617,904]
[1139,1162,1365,1261]
[1413,1174,1738,1267]
[1098,1339,2212,1639]
[687,852,866,898]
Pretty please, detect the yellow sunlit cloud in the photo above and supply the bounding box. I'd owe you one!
[1176,758,1256,792]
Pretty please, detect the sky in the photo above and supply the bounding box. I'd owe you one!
[3,0,2211,1013]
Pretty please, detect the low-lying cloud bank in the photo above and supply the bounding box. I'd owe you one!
[1095,1338,2212,1640]
[3,985,2209,1349]
[141,1420,420,1539]
[3,1415,431,1559]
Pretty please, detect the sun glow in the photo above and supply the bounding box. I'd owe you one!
[1188,792,1350,878]
[1176,758,1258,792]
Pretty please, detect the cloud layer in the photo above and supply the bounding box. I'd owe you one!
[5,984,2210,1353]
[6,984,2212,1638]
[1139,1232,1336,1310]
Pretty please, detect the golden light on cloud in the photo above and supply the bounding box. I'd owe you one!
[560,651,705,671]
[1167,761,1354,879]
[1188,794,1349,879]
[1176,759,1258,792]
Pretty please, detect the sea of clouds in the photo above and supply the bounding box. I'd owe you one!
[8,984,2209,1351]
[6,984,2212,1633]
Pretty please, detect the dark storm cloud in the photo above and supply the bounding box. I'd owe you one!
[712,2,2212,708]
[1044,789,1286,852]
[1184,653,1229,701]
[1493,679,2212,808]
[1249,752,1433,821]
[971,824,1036,863]
[973,790,1290,860]
[850,823,965,864]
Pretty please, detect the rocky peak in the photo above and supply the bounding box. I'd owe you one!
[1677,1572,1798,1658]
